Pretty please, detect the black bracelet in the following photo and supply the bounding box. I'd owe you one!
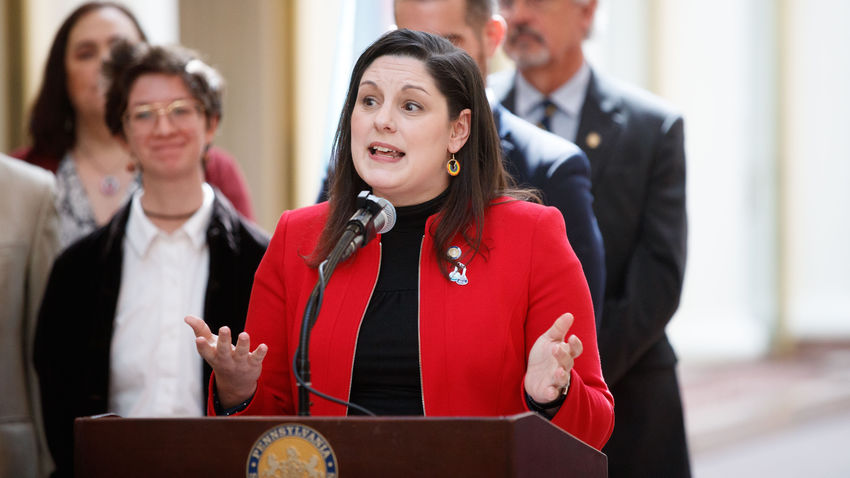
[525,384,569,413]
[213,390,253,416]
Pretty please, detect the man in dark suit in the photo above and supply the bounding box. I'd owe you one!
[490,0,689,476]
[393,0,606,321]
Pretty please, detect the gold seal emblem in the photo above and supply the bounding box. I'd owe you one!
[246,424,338,478]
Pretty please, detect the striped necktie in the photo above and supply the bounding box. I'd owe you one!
[536,98,557,132]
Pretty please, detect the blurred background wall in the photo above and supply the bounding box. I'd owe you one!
[2,0,849,364]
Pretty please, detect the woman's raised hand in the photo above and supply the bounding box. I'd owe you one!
[184,315,268,408]
[524,313,584,405]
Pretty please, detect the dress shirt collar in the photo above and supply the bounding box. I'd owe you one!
[514,61,591,120]
[125,182,214,257]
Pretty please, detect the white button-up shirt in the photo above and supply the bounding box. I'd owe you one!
[108,183,214,417]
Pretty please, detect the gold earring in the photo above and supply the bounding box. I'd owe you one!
[447,153,460,176]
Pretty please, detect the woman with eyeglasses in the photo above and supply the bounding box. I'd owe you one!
[33,41,269,478]
[11,1,255,249]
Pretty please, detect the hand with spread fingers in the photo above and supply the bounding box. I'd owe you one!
[524,313,584,405]
[185,315,268,408]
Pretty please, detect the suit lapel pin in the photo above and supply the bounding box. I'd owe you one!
[446,246,468,285]
[586,131,601,149]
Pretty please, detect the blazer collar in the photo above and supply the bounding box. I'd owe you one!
[95,188,245,326]
[206,189,240,251]
[491,67,625,183]
[101,200,132,262]
[576,69,625,184]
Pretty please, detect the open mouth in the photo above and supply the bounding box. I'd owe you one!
[369,144,406,159]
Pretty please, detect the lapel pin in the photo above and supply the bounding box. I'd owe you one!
[586,131,601,149]
[447,246,468,285]
[449,262,468,286]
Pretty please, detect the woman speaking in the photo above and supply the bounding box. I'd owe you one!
[187,29,614,450]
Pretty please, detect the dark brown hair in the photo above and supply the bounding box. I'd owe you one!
[25,2,147,162]
[103,41,224,140]
[315,28,532,278]
[394,0,495,30]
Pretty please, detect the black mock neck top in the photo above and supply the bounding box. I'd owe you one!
[348,191,446,415]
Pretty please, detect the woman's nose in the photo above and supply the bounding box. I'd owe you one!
[374,105,396,132]
[152,112,177,135]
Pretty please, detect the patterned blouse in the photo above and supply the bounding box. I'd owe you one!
[55,154,139,249]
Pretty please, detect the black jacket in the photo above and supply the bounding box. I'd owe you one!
[33,191,269,477]
[493,104,606,322]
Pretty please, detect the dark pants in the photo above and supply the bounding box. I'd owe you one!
[603,366,691,478]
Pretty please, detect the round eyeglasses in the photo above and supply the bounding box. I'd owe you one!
[123,99,204,134]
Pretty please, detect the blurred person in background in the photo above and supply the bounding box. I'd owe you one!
[0,154,60,477]
[34,42,268,478]
[11,1,254,249]
[491,0,689,475]
[393,0,606,322]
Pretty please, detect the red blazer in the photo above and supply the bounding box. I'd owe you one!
[10,146,255,220]
[219,198,614,450]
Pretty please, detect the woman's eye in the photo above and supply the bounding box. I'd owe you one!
[74,48,97,61]
[361,96,377,107]
[171,106,192,117]
[132,111,154,122]
[403,102,422,112]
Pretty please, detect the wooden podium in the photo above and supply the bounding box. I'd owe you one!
[75,412,606,477]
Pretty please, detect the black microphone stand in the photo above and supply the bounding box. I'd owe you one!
[295,192,384,416]
[295,227,358,416]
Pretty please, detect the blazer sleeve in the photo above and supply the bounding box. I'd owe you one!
[597,114,688,385]
[208,210,295,416]
[26,175,60,349]
[523,206,615,450]
[25,174,60,476]
[542,150,606,324]
[33,252,81,476]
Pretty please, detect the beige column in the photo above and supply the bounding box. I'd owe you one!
[179,0,293,232]
[0,0,13,150]
[781,0,850,341]
[653,0,780,361]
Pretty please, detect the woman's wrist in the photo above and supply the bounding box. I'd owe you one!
[525,381,570,419]
[215,378,257,409]
[213,388,253,416]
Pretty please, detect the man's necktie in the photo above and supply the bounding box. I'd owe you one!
[536,98,557,132]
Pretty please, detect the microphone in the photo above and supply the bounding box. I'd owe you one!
[340,191,396,260]
[296,190,395,416]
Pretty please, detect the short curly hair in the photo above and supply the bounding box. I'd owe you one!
[104,40,224,139]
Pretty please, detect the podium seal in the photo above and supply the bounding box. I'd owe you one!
[246,423,338,478]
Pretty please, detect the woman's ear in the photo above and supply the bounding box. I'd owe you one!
[448,108,471,154]
[204,115,220,144]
